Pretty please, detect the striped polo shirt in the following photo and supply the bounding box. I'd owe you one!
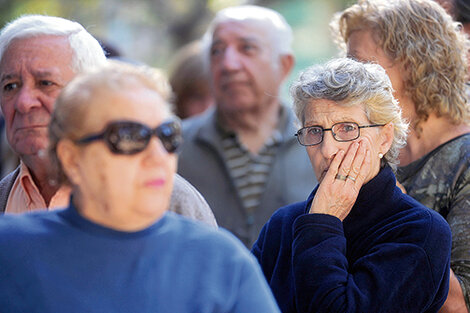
[216,109,284,225]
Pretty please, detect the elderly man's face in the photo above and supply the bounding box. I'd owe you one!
[0,35,75,157]
[209,20,286,113]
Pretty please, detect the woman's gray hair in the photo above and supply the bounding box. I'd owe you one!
[201,5,293,64]
[0,14,106,73]
[291,58,408,170]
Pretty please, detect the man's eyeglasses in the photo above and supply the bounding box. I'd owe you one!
[295,122,385,146]
[75,119,182,155]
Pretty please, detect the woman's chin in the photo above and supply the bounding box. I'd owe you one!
[140,195,170,213]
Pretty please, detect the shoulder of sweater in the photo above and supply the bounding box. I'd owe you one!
[0,209,64,243]
[170,174,216,227]
[388,194,451,244]
[163,212,251,254]
[0,167,20,212]
[0,166,19,187]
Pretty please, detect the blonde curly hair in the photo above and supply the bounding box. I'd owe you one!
[331,0,470,133]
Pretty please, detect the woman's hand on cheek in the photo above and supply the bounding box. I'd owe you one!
[309,139,372,221]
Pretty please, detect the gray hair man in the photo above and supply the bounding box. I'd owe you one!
[178,5,316,247]
[0,14,216,226]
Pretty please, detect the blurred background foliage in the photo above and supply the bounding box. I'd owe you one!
[0,0,352,99]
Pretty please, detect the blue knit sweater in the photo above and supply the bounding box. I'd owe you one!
[0,203,280,313]
[252,166,451,312]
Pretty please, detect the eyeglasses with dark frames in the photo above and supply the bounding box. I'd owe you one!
[75,118,182,155]
[295,122,385,146]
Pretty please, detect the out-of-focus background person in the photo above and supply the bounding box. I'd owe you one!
[435,0,470,80]
[178,5,317,248]
[0,61,281,313]
[168,40,214,119]
[253,57,452,313]
[331,0,470,311]
[435,0,470,35]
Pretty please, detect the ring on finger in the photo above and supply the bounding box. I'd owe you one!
[335,174,348,181]
[347,175,356,182]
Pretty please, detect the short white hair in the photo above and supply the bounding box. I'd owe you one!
[202,5,293,59]
[0,14,106,73]
[291,58,408,170]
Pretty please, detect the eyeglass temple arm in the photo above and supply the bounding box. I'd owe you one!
[358,124,386,129]
[75,133,105,144]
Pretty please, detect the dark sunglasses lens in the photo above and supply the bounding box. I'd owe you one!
[107,123,150,155]
[157,121,182,153]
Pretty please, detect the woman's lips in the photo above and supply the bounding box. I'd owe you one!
[144,178,166,187]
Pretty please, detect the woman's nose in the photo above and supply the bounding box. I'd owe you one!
[143,137,169,164]
[319,131,340,160]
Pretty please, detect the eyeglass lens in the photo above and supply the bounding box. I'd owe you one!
[297,122,359,146]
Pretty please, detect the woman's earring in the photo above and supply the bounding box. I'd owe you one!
[378,153,384,159]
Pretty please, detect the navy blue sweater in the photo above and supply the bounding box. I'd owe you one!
[252,166,452,313]
[0,204,280,313]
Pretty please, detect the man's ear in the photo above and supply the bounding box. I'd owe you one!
[380,122,395,155]
[56,139,82,186]
[279,54,295,80]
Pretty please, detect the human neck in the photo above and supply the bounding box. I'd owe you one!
[74,195,165,232]
[399,113,470,166]
[218,100,281,154]
[22,154,59,206]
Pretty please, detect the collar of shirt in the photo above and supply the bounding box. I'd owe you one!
[215,106,285,151]
[5,161,71,214]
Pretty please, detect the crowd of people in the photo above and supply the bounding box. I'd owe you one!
[0,0,468,312]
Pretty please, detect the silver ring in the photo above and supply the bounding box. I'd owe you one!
[347,175,356,182]
[335,174,347,181]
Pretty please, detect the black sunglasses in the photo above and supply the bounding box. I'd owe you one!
[75,119,182,155]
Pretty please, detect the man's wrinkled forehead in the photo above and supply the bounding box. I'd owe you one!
[211,20,273,46]
[0,35,76,88]
[1,34,72,62]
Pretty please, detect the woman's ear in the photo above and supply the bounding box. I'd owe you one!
[379,122,395,155]
[56,139,82,186]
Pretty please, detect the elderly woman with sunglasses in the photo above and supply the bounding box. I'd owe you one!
[0,61,280,313]
[252,58,452,313]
